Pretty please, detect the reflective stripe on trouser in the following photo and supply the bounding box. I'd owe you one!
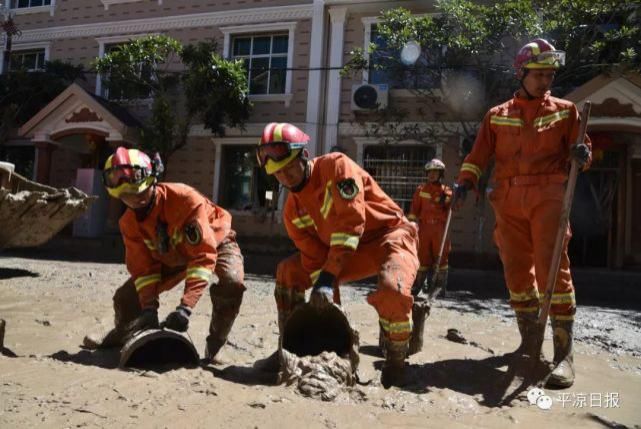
[275,223,419,342]
[417,220,450,271]
[490,184,576,318]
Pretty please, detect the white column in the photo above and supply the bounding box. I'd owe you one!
[305,0,326,157]
[324,7,347,154]
[212,140,222,203]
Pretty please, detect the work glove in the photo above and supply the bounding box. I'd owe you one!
[438,192,447,207]
[309,271,336,310]
[125,308,159,338]
[570,143,590,167]
[452,180,472,211]
[161,305,192,332]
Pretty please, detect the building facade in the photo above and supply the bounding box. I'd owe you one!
[3,0,640,268]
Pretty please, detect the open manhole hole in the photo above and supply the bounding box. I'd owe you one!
[119,329,199,370]
[282,303,355,358]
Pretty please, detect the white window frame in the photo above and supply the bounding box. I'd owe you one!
[220,22,296,107]
[9,0,55,16]
[0,41,50,74]
[100,0,162,10]
[95,33,157,103]
[212,137,284,216]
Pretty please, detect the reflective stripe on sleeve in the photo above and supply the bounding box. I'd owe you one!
[329,232,360,250]
[134,273,161,292]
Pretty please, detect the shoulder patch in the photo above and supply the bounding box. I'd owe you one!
[337,178,359,200]
[184,221,202,245]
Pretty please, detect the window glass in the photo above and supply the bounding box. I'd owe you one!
[220,145,278,211]
[231,34,288,95]
[369,25,441,90]
[9,49,46,71]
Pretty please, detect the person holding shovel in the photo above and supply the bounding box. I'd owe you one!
[83,147,246,365]
[453,38,591,388]
[254,122,419,388]
[408,158,452,297]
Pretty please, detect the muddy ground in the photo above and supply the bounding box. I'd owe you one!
[1,255,640,428]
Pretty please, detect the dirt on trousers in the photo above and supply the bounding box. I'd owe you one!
[1,256,640,429]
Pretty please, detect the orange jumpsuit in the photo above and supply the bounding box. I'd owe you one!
[457,91,591,319]
[119,183,244,311]
[408,182,452,274]
[277,153,419,342]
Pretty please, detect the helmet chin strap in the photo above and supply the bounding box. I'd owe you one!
[289,157,311,193]
[134,183,157,221]
[519,69,536,100]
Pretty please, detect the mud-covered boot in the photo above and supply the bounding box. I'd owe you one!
[514,311,540,358]
[381,339,409,388]
[428,268,449,299]
[205,289,244,364]
[408,297,431,355]
[546,318,575,388]
[82,328,125,350]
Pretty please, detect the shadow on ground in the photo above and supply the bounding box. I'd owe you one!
[0,267,39,280]
[202,364,279,386]
[401,353,551,407]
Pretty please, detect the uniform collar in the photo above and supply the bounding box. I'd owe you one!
[513,90,550,107]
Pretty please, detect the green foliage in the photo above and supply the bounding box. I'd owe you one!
[0,60,85,145]
[343,0,641,146]
[93,35,251,164]
[181,41,250,136]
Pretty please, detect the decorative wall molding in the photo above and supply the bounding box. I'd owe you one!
[101,0,162,11]
[66,107,102,123]
[4,4,313,44]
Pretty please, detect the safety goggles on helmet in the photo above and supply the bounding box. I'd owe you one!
[525,50,566,69]
[102,164,152,189]
[255,141,307,169]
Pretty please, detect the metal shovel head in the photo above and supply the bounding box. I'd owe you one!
[119,328,199,370]
[282,303,356,359]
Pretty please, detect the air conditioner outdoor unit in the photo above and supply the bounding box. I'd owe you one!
[351,83,389,111]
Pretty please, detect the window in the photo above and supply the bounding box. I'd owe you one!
[367,23,441,90]
[363,145,436,212]
[10,0,50,7]
[231,34,288,95]
[219,145,278,211]
[9,49,45,71]
[99,43,152,100]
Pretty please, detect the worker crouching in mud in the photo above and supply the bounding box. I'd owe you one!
[84,147,246,365]
[253,122,420,388]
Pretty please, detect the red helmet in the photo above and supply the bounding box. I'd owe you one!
[514,38,565,78]
[103,147,158,198]
[256,122,310,174]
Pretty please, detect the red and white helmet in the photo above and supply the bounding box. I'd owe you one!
[424,158,445,172]
[256,123,310,175]
[514,38,565,79]
[103,147,158,198]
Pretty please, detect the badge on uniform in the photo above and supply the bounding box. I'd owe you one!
[337,178,359,200]
[184,221,202,245]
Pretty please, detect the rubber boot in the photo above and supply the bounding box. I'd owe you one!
[546,318,575,388]
[408,296,430,355]
[205,288,244,363]
[83,280,140,349]
[410,270,429,296]
[381,339,409,388]
[514,311,540,358]
[83,328,126,350]
[254,290,303,373]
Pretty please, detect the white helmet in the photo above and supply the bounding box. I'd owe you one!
[424,158,445,172]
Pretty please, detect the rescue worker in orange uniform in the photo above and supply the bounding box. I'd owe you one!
[408,158,452,296]
[254,122,419,387]
[84,147,246,363]
[453,39,591,388]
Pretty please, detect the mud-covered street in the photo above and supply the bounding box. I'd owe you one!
[1,256,640,428]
